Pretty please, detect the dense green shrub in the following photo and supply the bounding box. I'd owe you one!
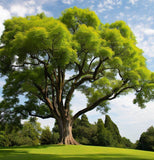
[0,131,10,147]
[40,127,52,145]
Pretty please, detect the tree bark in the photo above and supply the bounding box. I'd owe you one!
[57,118,79,145]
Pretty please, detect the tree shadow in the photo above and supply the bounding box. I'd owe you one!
[0,150,149,160]
[1,144,63,150]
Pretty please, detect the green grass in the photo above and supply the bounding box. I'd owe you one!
[0,145,154,160]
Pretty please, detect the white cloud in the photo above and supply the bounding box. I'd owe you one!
[62,0,74,4]
[37,118,55,130]
[24,0,35,6]
[116,12,124,19]
[97,3,106,12]
[10,4,35,17]
[125,6,130,9]
[104,0,122,5]
[0,96,3,102]
[147,16,153,21]
[0,81,5,88]
[109,93,154,142]
[130,23,154,58]
[89,5,95,10]
[0,6,11,36]
[129,0,138,5]
[71,91,87,115]
[97,0,122,13]
[144,28,154,35]
[90,0,95,3]
[36,6,52,16]
[131,24,145,42]
[138,40,154,58]
[62,0,84,4]
[104,15,109,19]
[22,117,55,130]
[9,0,53,17]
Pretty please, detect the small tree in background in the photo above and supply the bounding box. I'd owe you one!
[137,126,154,151]
[8,118,41,146]
[40,126,52,145]
[0,131,10,147]
[105,115,122,146]
[122,137,135,148]
[97,119,105,145]
[74,114,93,144]
[51,121,60,144]
[96,119,112,146]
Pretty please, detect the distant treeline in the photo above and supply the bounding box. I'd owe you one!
[0,115,153,151]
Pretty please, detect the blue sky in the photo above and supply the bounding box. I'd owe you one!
[0,0,154,142]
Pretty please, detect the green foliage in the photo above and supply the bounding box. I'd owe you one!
[109,21,136,41]
[137,126,154,151]
[6,118,41,146]
[72,114,97,145]
[0,131,10,147]
[96,119,105,145]
[80,114,90,127]
[40,126,52,145]
[60,7,100,32]
[105,115,122,146]
[51,132,60,144]
[96,119,112,146]
[121,137,135,149]
[0,7,153,116]
[0,115,134,148]
[75,24,101,53]
[51,121,60,144]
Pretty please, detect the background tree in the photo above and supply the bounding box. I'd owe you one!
[96,119,105,146]
[72,114,97,144]
[105,115,122,146]
[121,137,135,148]
[0,100,23,132]
[96,118,112,146]
[0,7,154,145]
[137,126,154,151]
[40,126,52,145]
[51,121,60,144]
[8,118,41,146]
[0,131,10,147]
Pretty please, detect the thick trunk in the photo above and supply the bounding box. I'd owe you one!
[57,118,79,145]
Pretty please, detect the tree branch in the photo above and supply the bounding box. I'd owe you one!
[72,82,134,122]
[108,86,134,100]
[72,93,112,123]
[29,112,53,119]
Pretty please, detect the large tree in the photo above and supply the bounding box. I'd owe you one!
[0,7,154,145]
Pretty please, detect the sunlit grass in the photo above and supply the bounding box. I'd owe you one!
[0,145,154,160]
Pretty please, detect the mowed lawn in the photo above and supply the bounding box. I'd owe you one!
[0,145,154,160]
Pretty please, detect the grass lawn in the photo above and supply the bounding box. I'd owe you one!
[0,145,154,160]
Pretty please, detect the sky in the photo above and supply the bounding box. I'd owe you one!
[0,0,154,143]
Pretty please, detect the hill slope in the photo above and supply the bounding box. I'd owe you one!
[0,145,154,160]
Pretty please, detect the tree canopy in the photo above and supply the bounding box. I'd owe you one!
[0,7,154,144]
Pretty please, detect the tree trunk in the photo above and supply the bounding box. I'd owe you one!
[57,118,79,145]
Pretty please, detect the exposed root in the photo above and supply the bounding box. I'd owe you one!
[59,136,80,145]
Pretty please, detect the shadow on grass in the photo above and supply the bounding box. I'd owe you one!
[0,150,149,160]
[0,144,63,150]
